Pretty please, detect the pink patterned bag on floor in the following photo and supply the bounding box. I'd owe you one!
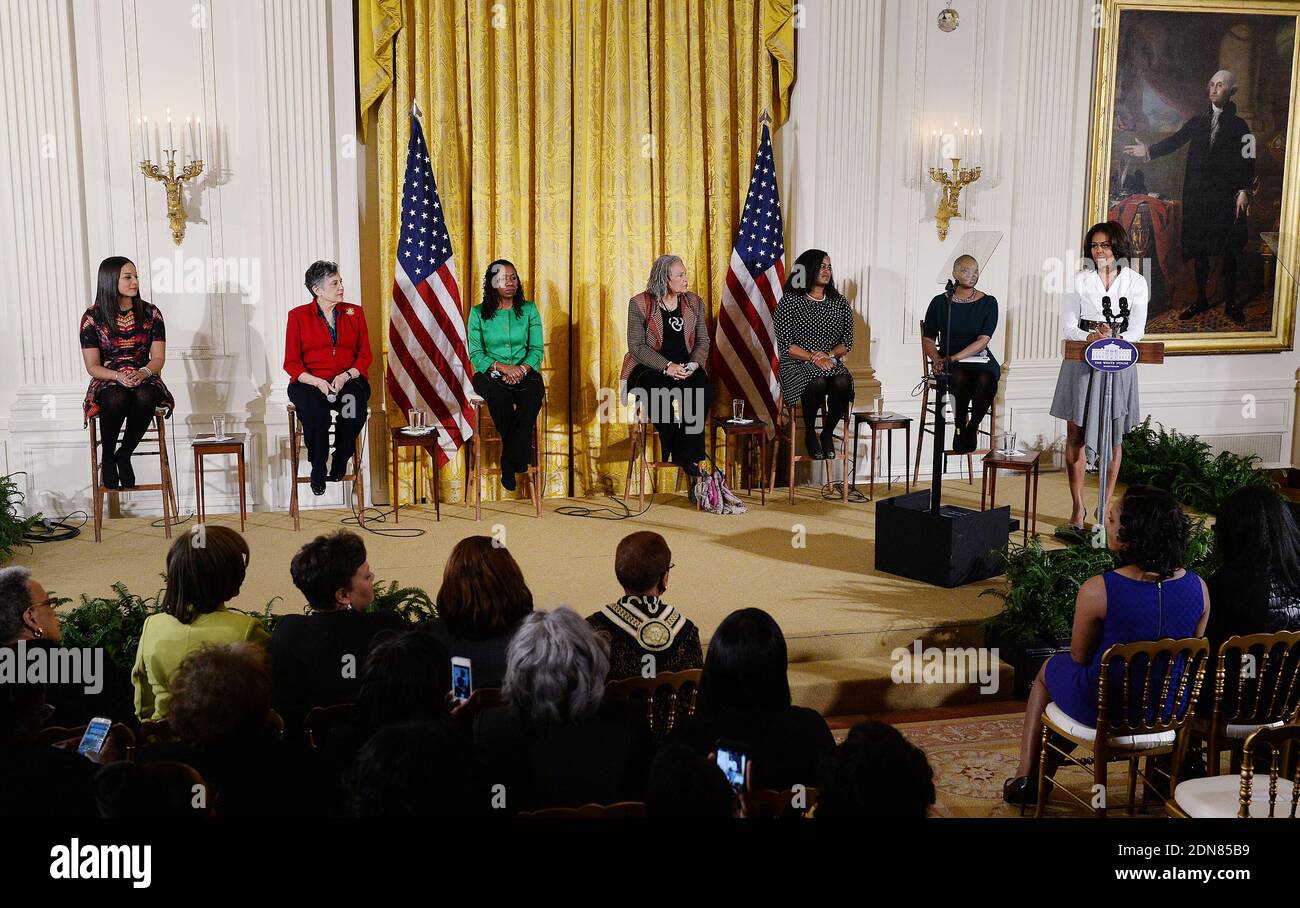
[692,462,747,515]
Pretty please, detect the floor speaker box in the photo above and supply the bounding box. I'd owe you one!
[874,490,1010,588]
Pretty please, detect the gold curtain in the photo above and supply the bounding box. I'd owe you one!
[369,0,793,501]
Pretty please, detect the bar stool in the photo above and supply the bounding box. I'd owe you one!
[287,404,366,531]
[465,397,544,521]
[768,398,851,504]
[912,321,996,486]
[623,402,683,508]
[87,406,180,542]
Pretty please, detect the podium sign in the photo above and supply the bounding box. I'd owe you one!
[1084,338,1137,372]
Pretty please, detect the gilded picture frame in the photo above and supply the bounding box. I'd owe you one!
[1086,0,1300,353]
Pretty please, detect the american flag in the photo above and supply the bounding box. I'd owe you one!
[387,104,475,467]
[712,122,785,435]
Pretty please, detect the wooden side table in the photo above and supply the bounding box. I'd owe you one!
[193,433,247,531]
[981,450,1042,543]
[391,427,441,521]
[710,416,768,505]
[853,413,912,500]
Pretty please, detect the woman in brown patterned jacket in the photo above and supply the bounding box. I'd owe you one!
[620,255,713,485]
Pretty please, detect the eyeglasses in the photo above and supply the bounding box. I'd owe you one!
[1090,242,1113,250]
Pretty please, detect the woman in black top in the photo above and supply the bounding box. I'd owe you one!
[423,535,534,690]
[1206,485,1300,648]
[271,531,403,732]
[673,607,835,790]
[922,255,1000,454]
[774,249,855,459]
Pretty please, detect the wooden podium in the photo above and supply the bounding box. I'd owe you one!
[1063,340,1165,365]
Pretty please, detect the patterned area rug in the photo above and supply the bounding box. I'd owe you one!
[832,711,1168,818]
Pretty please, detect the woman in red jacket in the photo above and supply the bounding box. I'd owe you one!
[285,261,373,495]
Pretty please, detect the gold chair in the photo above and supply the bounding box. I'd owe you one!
[518,801,646,818]
[768,398,851,504]
[748,786,820,818]
[1035,637,1210,817]
[912,320,996,486]
[287,403,366,531]
[623,401,683,507]
[1195,631,1300,776]
[304,702,357,751]
[1168,720,1300,818]
[465,397,543,520]
[88,406,180,541]
[604,669,702,740]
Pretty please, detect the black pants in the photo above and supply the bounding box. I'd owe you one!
[96,383,164,464]
[949,368,996,437]
[288,377,371,481]
[800,373,854,442]
[627,365,713,471]
[1194,250,1239,311]
[471,371,545,472]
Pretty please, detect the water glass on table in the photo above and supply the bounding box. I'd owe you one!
[732,399,745,422]
[212,415,227,439]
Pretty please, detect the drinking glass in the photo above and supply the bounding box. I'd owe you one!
[873,396,885,416]
[408,409,423,432]
[1000,431,1017,454]
[732,399,745,421]
[212,415,227,439]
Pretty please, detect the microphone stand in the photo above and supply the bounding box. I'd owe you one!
[930,279,957,513]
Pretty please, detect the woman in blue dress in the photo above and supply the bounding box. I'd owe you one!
[1003,485,1210,803]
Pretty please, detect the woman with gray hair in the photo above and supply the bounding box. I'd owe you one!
[284,260,373,496]
[474,607,653,812]
[620,255,713,485]
[0,566,60,644]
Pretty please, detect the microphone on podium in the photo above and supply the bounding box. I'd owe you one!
[1100,294,1112,322]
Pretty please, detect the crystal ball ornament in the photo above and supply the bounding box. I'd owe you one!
[937,7,959,32]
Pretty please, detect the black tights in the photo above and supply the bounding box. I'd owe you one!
[948,369,996,437]
[800,373,854,444]
[96,383,163,464]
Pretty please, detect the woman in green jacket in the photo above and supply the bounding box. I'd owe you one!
[468,260,545,491]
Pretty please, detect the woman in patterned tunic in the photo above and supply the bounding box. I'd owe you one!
[79,257,174,489]
[774,249,855,459]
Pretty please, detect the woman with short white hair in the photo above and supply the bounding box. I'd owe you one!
[474,607,653,812]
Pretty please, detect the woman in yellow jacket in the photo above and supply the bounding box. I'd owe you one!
[133,526,268,720]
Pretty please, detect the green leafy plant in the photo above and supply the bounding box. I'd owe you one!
[982,516,1217,645]
[0,472,39,562]
[1121,418,1273,514]
[60,579,437,673]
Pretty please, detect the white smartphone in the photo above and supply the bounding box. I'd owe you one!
[78,716,112,758]
[451,657,473,701]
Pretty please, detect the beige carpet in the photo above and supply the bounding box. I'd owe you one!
[21,465,1086,713]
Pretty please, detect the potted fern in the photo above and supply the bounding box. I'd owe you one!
[0,472,38,562]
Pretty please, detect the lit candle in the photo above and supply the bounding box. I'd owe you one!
[962,129,969,162]
[184,117,192,160]
[166,108,174,155]
[139,116,148,160]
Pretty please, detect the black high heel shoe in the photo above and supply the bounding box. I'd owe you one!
[804,431,824,460]
[1002,775,1034,806]
[115,451,136,489]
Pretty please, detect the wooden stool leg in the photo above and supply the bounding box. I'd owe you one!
[787,407,796,504]
[840,411,850,503]
[194,448,205,525]
[289,411,301,531]
[1023,469,1031,545]
[353,429,366,527]
[913,384,929,486]
[532,420,542,518]
[90,420,103,543]
[904,423,911,493]
[623,422,638,501]
[1031,463,1039,538]
[157,414,173,539]
[433,447,441,521]
[392,439,401,523]
[237,449,246,532]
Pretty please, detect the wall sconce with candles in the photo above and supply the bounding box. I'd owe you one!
[927,123,982,241]
[137,109,205,246]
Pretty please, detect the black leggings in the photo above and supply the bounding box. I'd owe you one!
[800,373,854,440]
[627,365,713,470]
[471,371,545,471]
[95,383,163,463]
[948,368,996,434]
[287,377,372,481]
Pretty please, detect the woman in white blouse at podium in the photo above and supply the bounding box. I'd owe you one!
[1049,221,1148,534]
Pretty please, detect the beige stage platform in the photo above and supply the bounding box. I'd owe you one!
[22,465,1086,716]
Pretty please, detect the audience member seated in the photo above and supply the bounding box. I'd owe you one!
[816,720,935,818]
[133,527,268,720]
[1004,485,1210,804]
[1205,485,1300,649]
[0,565,132,725]
[673,608,835,791]
[474,608,654,812]
[271,530,404,733]
[95,761,213,818]
[138,643,308,817]
[423,535,533,690]
[645,742,736,819]
[350,721,485,817]
[0,644,100,818]
[356,629,455,733]
[587,531,702,680]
